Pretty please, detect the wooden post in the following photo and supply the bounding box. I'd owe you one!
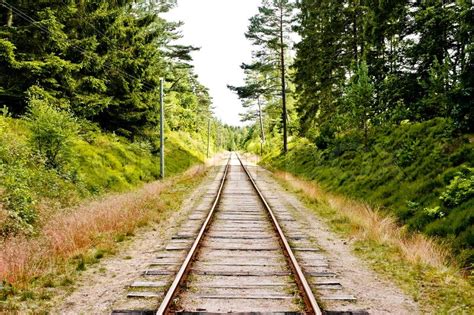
[160,78,165,179]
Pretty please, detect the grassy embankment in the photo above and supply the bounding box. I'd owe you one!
[247,118,473,312]
[0,114,210,311]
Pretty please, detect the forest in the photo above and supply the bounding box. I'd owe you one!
[0,0,243,236]
[0,1,247,309]
[0,0,472,312]
[233,0,473,267]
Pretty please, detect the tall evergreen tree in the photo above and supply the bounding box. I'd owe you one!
[294,0,473,140]
[294,0,348,135]
[245,0,295,153]
[228,69,269,154]
[0,0,203,138]
[344,60,375,150]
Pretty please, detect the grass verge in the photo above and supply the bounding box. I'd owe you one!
[272,170,473,314]
[258,119,473,266]
[0,164,208,312]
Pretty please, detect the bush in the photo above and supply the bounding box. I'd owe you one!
[0,117,37,234]
[26,100,79,171]
[1,110,208,237]
[440,167,474,208]
[0,165,36,234]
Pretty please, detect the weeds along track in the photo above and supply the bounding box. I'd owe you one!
[112,153,356,314]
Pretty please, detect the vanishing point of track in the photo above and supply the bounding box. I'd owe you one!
[156,153,322,315]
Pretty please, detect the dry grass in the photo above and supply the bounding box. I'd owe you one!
[273,170,474,312]
[0,164,206,287]
[274,171,450,269]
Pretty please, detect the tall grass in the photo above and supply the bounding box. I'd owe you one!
[0,165,205,287]
[261,119,473,266]
[274,170,474,312]
[274,171,450,269]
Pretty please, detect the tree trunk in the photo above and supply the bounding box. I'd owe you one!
[363,111,368,151]
[279,5,288,154]
[352,6,358,63]
[4,1,13,27]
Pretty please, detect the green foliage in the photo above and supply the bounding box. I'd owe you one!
[440,167,474,208]
[233,0,296,153]
[343,61,375,148]
[423,206,444,219]
[26,94,79,170]
[164,132,202,176]
[0,165,36,234]
[263,119,474,266]
[294,0,473,133]
[0,113,215,237]
[0,0,203,138]
[0,117,37,234]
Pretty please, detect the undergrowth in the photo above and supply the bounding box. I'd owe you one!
[0,113,209,236]
[273,171,473,313]
[259,118,473,267]
[0,164,207,312]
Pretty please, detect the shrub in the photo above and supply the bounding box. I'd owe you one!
[26,100,79,171]
[440,167,474,208]
[0,166,36,235]
[0,117,37,234]
[395,139,420,167]
[423,206,445,219]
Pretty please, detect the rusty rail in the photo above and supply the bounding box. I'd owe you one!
[236,154,322,315]
[157,153,322,314]
[156,155,231,315]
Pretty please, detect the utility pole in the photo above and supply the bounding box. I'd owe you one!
[257,97,266,156]
[217,125,220,151]
[207,118,211,159]
[279,4,288,154]
[160,78,165,179]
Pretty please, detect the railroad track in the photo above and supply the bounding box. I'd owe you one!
[156,153,320,314]
[113,153,358,314]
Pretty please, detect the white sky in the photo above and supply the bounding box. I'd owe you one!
[163,0,260,126]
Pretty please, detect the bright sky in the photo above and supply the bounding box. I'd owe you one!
[164,0,260,126]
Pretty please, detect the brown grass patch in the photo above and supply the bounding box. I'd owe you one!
[274,171,449,269]
[0,164,206,287]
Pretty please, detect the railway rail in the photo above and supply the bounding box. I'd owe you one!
[157,153,321,314]
[113,153,359,314]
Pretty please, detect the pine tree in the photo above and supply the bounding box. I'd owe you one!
[294,0,348,135]
[228,69,269,155]
[0,0,77,115]
[0,0,199,138]
[245,0,295,153]
[294,0,472,136]
[344,61,375,150]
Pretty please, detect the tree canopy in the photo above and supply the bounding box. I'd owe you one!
[0,0,220,139]
[294,0,473,136]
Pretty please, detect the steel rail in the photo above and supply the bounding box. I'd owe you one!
[156,155,232,315]
[236,154,323,315]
